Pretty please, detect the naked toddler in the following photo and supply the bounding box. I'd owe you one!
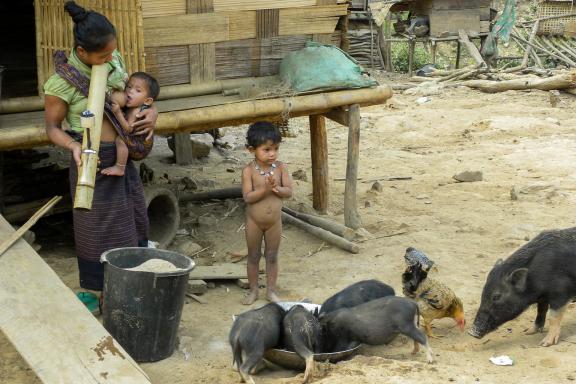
[241,122,292,305]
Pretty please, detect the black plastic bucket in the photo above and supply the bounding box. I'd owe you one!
[101,247,195,362]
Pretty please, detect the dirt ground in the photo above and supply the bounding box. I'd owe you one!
[3,76,576,383]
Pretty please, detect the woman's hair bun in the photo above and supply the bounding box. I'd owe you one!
[64,1,89,23]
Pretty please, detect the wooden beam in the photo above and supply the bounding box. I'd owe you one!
[322,107,349,126]
[344,104,361,229]
[458,29,486,67]
[0,86,393,150]
[0,215,151,383]
[310,115,329,214]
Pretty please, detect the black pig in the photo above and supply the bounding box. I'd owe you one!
[282,305,323,383]
[470,227,576,346]
[320,279,395,315]
[320,296,434,363]
[229,303,285,383]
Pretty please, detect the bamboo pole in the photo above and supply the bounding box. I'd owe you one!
[0,77,277,114]
[74,64,108,210]
[0,86,393,150]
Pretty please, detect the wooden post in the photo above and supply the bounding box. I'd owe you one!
[344,104,361,229]
[431,41,437,65]
[173,133,194,165]
[408,39,415,76]
[384,13,392,72]
[456,41,461,69]
[310,114,328,214]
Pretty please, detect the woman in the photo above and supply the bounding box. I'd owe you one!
[44,1,157,293]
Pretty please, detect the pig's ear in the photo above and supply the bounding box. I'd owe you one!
[508,268,529,292]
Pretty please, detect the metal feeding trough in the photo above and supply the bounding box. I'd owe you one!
[263,302,361,370]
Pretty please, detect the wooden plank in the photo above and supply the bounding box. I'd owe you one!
[189,43,216,83]
[0,215,151,383]
[310,115,329,214]
[279,5,348,36]
[143,13,229,47]
[312,33,334,44]
[142,0,186,18]
[214,0,316,12]
[344,104,361,230]
[479,7,491,21]
[144,46,190,86]
[458,29,486,66]
[432,0,480,10]
[188,264,263,280]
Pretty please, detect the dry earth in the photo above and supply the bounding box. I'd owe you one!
[3,78,576,383]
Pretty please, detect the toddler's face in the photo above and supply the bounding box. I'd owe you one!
[252,140,279,165]
[125,77,152,108]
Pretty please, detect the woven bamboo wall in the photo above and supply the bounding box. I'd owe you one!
[143,0,349,86]
[35,0,347,93]
[537,1,576,35]
[35,0,145,95]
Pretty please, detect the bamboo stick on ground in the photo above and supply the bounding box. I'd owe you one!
[281,212,359,254]
[282,207,355,240]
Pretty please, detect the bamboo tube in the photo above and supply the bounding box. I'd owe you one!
[0,86,393,150]
[74,64,108,210]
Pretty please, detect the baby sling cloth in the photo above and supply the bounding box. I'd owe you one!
[53,50,153,161]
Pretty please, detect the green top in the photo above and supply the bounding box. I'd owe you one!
[43,49,128,132]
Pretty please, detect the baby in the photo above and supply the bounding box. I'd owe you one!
[241,122,293,305]
[102,72,159,176]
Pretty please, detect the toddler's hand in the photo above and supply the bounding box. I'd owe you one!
[111,101,121,114]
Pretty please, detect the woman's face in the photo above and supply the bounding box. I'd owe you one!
[77,37,117,66]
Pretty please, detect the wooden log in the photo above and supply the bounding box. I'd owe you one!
[281,211,359,253]
[74,64,108,210]
[458,71,576,93]
[344,104,361,230]
[0,86,393,151]
[282,206,354,240]
[173,133,194,165]
[458,29,486,67]
[179,187,242,202]
[309,115,328,214]
[0,215,151,383]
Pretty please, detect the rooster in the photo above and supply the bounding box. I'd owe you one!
[402,263,465,338]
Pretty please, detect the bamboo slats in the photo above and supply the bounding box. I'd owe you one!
[143,13,229,47]
[141,0,186,17]
[213,0,316,12]
[34,0,348,93]
[35,0,144,94]
[279,5,348,36]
